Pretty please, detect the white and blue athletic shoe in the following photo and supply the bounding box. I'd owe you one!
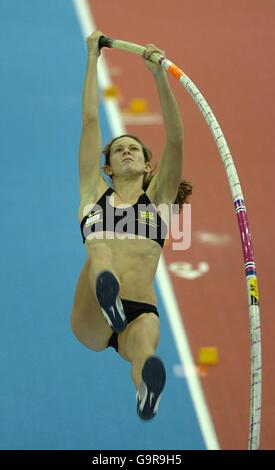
[137,356,166,420]
[95,270,127,333]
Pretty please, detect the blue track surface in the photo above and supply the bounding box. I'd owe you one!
[0,0,206,450]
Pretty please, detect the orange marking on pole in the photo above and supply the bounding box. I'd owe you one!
[168,63,185,80]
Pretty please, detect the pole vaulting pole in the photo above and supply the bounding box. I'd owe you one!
[99,36,262,450]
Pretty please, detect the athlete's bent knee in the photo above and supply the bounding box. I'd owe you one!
[133,315,160,347]
[70,316,107,352]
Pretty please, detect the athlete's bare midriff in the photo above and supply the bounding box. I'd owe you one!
[78,181,162,306]
[86,236,161,305]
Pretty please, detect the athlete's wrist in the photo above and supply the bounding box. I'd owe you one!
[88,50,100,59]
[153,67,167,80]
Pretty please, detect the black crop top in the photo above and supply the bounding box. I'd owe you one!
[80,187,168,248]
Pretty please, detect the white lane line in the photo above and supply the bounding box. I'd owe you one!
[72,0,220,450]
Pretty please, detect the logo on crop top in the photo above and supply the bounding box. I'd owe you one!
[86,210,102,225]
[82,200,192,251]
[138,210,157,227]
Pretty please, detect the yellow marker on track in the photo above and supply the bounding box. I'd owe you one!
[198,347,219,365]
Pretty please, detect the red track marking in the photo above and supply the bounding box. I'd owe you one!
[89,0,275,449]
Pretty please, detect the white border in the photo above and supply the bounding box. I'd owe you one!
[72,0,220,450]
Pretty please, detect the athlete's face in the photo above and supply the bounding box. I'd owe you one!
[108,137,150,177]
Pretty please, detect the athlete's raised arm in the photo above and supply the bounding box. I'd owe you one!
[78,31,105,200]
[144,44,184,205]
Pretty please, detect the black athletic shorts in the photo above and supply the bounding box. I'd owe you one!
[107,298,159,352]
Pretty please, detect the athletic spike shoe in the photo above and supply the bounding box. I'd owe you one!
[137,356,166,421]
[95,270,127,333]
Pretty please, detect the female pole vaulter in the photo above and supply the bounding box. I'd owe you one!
[71,31,191,420]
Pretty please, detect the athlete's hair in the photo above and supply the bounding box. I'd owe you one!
[102,134,192,209]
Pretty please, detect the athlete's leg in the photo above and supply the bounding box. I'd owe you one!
[118,313,160,388]
[87,242,127,332]
[87,242,120,296]
[70,257,113,351]
[118,313,166,420]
